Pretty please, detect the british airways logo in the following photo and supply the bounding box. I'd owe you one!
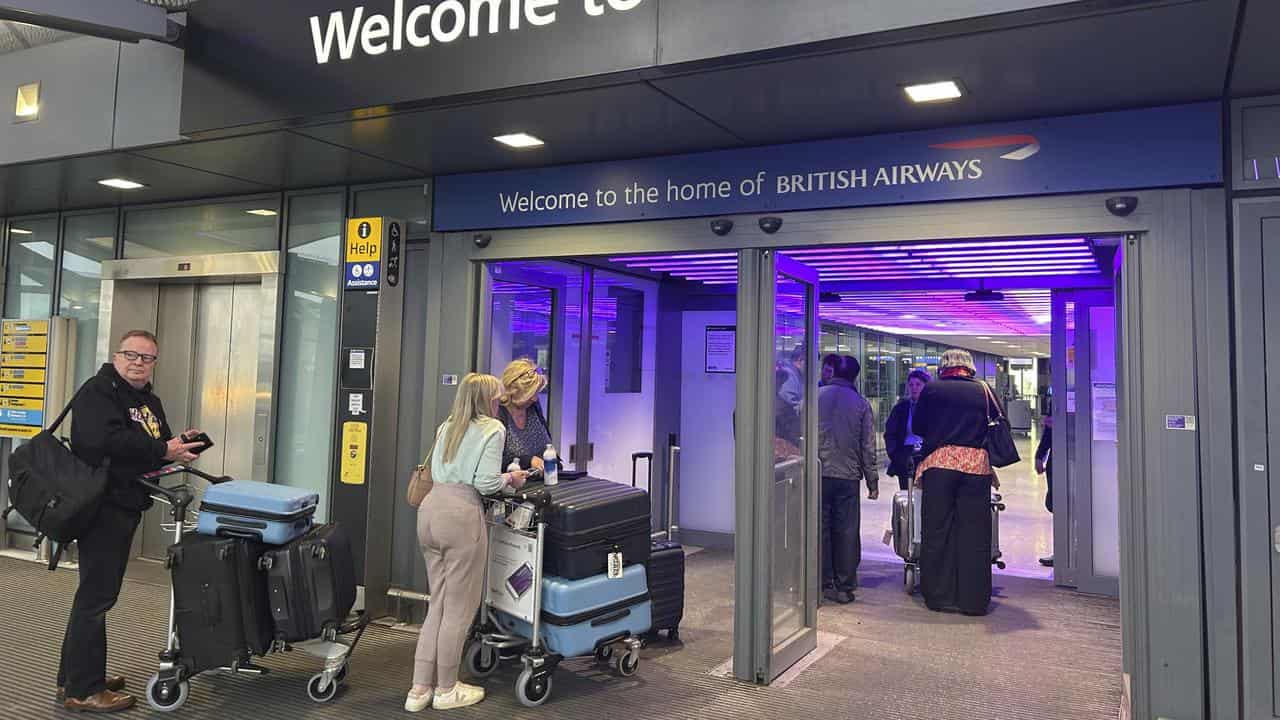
[930,134,1042,160]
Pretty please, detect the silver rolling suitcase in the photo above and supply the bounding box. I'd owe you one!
[889,488,922,592]
[991,493,1006,570]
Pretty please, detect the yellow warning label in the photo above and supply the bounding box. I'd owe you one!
[2,334,47,352]
[0,383,44,398]
[0,397,42,410]
[0,423,40,439]
[0,367,44,383]
[345,217,383,263]
[339,421,368,485]
[2,320,48,336]
[0,353,45,368]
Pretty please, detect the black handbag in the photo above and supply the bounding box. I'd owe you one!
[980,382,1021,469]
[3,386,109,567]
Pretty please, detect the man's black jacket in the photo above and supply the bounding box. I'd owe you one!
[70,364,173,511]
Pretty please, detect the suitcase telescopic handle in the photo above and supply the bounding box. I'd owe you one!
[631,452,653,488]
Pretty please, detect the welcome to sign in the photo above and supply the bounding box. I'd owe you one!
[433,103,1222,231]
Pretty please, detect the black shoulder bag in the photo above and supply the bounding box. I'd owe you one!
[980,381,1021,469]
[3,385,110,569]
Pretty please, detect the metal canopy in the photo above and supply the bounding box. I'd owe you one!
[0,0,1265,215]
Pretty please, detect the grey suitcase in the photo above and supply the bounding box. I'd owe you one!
[891,489,921,562]
[991,493,1006,570]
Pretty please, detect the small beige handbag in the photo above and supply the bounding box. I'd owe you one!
[406,438,438,508]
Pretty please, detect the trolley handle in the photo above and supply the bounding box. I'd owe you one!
[136,464,233,515]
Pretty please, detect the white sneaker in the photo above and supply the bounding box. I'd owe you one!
[404,689,432,712]
[433,683,485,710]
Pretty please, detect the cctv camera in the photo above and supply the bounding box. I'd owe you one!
[473,233,492,249]
[709,219,734,237]
[1105,196,1138,218]
[758,216,783,234]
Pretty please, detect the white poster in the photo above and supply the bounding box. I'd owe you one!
[1091,382,1117,442]
[705,325,736,374]
[485,523,539,622]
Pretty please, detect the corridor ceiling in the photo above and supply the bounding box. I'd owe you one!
[0,0,1273,215]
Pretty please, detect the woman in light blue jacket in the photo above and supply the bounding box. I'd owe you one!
[406,373,528,712]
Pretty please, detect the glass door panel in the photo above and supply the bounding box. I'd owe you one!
[771,273,809,644]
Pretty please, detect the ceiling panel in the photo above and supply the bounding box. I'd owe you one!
[650,1,1235,144]
[0,152,269,215]
[1230,0,1280,97]
[294,83,742,176]
[135,131,423,189]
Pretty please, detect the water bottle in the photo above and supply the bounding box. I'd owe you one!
[542,444,559,486]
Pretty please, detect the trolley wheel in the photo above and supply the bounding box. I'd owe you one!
[616,650,640,677]
[995,561,1007,570]
[904,566,917,594]
[667,628,680,643]
[464,641,500,679]
[334,665,349,685]
[145,674,189,713]
[594,645,615,663]
[307,673,339,703]
[515,668,553,708]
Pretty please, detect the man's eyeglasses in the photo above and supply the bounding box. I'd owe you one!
[116,350,158,365]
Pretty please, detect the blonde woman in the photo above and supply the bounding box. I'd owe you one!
[498,359,552,471]
[406,373,528,712]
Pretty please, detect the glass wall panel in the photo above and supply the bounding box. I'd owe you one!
[123,198,280,258]
[59,212,117,386]
[5,217,57,318]
[352,185,430,239]
[274,193,342,521]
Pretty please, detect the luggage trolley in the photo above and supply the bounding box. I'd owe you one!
[463,491,643,707]
[136,465,369,712]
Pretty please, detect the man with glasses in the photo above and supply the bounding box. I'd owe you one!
[58,330,203,713]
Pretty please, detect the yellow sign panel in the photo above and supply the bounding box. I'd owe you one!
[339,421,368,485]
[1,353,45,368]
[0,423,40,439]
[345,217,383,263]
[0,383,44,398]
[2,334,47,352]
[0,368,44,383]
[0,397,42,410]
[2,320,48,336]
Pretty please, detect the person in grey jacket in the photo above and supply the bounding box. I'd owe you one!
[818,355,880,604]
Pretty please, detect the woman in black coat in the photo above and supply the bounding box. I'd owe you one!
[884,369,931,491]
[912,349,1001,616]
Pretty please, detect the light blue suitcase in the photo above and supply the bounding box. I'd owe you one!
[495,564,652,658]
[196,480,318,545]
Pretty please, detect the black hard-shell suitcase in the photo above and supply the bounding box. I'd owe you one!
[646,540,685,640]
[167,533,274,673]
[262,523,357,642]
[539,477,651,580]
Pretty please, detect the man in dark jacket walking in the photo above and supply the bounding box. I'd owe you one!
[58,330,202,713]
[1035,415,1054,567]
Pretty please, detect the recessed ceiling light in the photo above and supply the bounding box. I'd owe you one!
[14,81,38,121]
[246,209,278,217]
[98,178,146,190]
[977,336,991,340]
[900,314,917,320]
[904,80,964,104]
[9,227,31,235]
[494,133,544,149]
[990,340,1008,345]
[1034,314,1051,324]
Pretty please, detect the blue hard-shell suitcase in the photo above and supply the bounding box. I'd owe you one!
[495,564,652,658]
[196,480,318,545]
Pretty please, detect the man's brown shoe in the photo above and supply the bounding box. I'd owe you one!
[57,676,126,702]
[63,688,135,713]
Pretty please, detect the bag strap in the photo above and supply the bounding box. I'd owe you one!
[47,381,90,434]
[979,381,1005,423]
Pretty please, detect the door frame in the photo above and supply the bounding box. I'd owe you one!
[733,248,820,683]
[1234,197,1280,719]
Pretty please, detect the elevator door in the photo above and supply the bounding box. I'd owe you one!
[137,282,262,561]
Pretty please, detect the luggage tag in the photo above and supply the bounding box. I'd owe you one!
[506,503,534,531]
[607,549,624,579]
[882,529,893,547]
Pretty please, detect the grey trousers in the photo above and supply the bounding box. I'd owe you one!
[413,483,489,689]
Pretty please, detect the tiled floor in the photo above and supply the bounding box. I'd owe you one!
[862,434,1054,579]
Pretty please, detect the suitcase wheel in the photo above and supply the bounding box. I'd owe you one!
[146,673,189,712]
[307,673,339,703]
[593,645,614,663]
[465,641,500,678]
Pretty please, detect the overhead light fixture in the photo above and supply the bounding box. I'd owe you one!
[977,336,991,340]
[98,178,146,190]
[904,80,964,104]
[9,227,31,235]
[246,209,278,217]
[14,81,38,121]
[493,132,544,149]
[900,314,917,320]
[1034,314,1052,324]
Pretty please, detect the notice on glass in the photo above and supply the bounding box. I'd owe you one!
[349,349,366,370]
[705,325,736,374]
[1091,382,1117,442]
[485,524,538,622]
